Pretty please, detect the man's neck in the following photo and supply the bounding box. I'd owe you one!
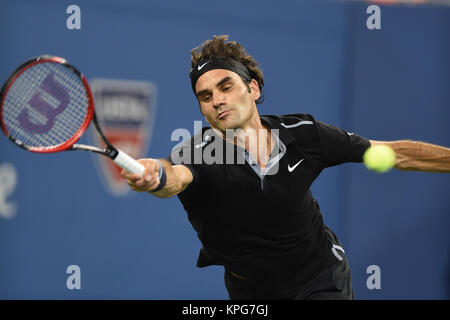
[213,113,274,169]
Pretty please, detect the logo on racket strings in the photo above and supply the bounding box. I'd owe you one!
[18,73,69,134]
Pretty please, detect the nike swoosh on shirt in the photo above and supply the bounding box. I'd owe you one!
[288,159,304,172]
[198,61,210,70]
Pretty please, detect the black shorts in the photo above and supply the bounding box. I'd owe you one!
[224,258,354,300]
[293,257,354,300]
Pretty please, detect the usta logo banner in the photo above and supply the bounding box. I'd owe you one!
[89,79,156,196]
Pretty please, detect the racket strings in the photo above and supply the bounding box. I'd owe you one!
[2,62,89,149]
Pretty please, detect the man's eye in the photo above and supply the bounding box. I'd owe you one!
[223,86,232,91]
[203,95,211,102]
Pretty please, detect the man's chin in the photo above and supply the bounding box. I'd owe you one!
[213,118,236,130]
[210,122,239,137]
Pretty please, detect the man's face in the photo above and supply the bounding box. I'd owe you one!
[195,69,260,132]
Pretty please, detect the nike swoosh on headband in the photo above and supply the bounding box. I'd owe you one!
[198,61,210,70]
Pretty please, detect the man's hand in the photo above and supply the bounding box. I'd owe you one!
[121,158,194,198]
[121,158,161,192]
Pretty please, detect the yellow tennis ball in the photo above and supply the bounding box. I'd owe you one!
[363,145,396,173]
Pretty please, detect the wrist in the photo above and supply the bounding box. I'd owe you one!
[151,159,167,192]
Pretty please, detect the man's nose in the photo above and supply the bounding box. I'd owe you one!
[212,92,226,109]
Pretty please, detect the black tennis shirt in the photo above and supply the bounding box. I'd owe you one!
[167,113,371,298]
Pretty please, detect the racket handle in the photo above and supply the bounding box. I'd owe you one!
[113,150,145,175]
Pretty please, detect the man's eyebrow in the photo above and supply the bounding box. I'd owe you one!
[196,76,234,97]
[216,76,233,87]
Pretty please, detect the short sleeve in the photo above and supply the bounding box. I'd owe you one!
[315,120,371,168]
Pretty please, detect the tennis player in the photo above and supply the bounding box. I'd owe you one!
[122,35,450,299]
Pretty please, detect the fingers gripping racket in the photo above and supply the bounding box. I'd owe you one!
[0,55,145,175]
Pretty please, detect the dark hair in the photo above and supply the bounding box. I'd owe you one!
[190,35,264,104]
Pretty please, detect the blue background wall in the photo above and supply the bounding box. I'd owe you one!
[0,0,448,299]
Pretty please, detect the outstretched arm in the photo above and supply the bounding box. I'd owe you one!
[121,159,193,198]
[370,140,450,173]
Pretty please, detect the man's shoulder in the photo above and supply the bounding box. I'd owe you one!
[261,113,323,146]
[261,113,319,136]
[262,113,317,127]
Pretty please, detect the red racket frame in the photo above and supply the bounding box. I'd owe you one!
[0,56,95,153]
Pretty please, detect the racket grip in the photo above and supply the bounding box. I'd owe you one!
[113,150,145,175]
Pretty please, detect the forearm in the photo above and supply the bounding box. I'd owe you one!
[372,140,450,173]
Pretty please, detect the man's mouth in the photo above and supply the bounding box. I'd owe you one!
[218,110,231,120]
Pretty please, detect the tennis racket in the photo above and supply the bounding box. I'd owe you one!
[0,55,145,175]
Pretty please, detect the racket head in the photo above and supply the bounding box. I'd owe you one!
[0,55,94,153]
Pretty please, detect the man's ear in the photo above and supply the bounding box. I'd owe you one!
[249,79,260,101]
